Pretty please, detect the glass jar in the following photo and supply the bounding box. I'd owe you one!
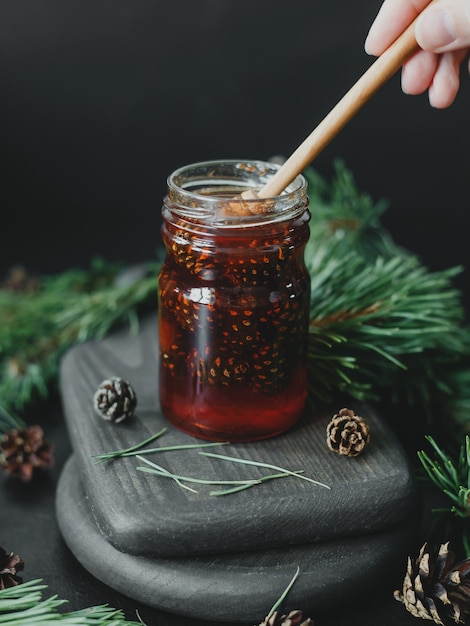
[158,160,311,441]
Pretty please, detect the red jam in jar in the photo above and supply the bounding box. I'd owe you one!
[158,160,311,441]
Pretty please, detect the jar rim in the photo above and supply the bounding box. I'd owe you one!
[166,159,307,226]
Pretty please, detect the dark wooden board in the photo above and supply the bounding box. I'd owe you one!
[56,455,416,622]
[59,315,416,560]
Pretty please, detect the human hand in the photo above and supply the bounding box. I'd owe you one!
[365,0,470,108]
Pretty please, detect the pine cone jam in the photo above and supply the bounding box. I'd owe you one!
[158,161,311,441]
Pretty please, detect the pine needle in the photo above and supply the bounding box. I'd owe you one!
[0,579,142,625]
[92,429,167,463]
[0,260,159,411]
[209,471,303,496]
[1,162,470,433]
[0,403,25,435]
[136,455,269,492]
[418,435,470,519]
[199,451,331,489]
[92,429,228,464]
[134,456,306,496]
[267,567,301,618]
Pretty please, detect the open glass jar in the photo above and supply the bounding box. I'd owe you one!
[158,160,311,441]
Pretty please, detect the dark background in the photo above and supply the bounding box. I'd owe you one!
[0,1,469,624]
[1,0,469,290]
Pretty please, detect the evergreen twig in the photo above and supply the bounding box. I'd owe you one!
[0,403,25,435]
[0,579,142,625]
[0,261,159,411]
[1,161,470,431]
[418,435,470,519]
[303,163,469,419]
[417,434,470,554]
[2,160,470,600]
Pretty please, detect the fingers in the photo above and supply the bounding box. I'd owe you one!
[428,49,467,107]
[365,0,435,55]
[401,49,439,94]
[415,0,470,52]
[401,48,466,107]
[365,0,470,108]
[365,0,470,54]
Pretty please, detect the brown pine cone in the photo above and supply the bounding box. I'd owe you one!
[394,542,470,624]
[0,547,24,589]
[0,425,54,481]
[93,377,137,423]
[326,408,370,457]
[258,610,314,626]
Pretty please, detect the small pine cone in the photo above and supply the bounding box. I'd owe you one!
[394,542,470,625]
[258,610,314,626]
[0,547,24,589]
[93,377,137,423]
[326,408,370,457]
[0,425,54,481]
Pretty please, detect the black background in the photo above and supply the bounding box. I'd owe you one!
[1,1,469,290]
[0,1,469,624]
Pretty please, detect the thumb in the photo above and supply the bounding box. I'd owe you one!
[416,0,470,52]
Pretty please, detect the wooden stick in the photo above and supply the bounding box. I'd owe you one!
[253,0,436,199]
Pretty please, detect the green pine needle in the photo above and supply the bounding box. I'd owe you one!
[1,160,470,438]
[209,471,303,496]
[92,429,168,463]
[92,429,228,464]
[0,260,160,411]
[418,435,470,519]
[134,455,302,495]
[93,430,308,496]
[267,567,301,618]
[136,454,261,486]
[0,403,25,435]
[199,451,330,489]
[0,579,142,625]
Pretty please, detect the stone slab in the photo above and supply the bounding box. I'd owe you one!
[59,315,417,559]
[57,455,416,622]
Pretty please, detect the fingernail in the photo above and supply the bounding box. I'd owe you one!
[417,8,456,50]
[364,34,374,55]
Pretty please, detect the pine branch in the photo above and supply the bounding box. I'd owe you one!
[306,250,468,414]
[304,161,470,425]
[0,262,159,411]
[54,271,158,344]
[0,403,25,435]
[1,160,469,436]
[418,435,470,520]
[304,160,400,260]
[0,579,142,625]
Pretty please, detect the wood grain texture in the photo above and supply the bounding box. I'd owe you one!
[58,315,417,559]
[57,455,416,622]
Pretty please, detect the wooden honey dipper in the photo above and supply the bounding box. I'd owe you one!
[238,0,437,204]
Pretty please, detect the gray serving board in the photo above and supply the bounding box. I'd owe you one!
[56,315,418,620]
[57,455,416,621]
[58,316,416,560]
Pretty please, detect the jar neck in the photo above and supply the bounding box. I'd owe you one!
[161,201,310,247]
[165,159,308,228]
